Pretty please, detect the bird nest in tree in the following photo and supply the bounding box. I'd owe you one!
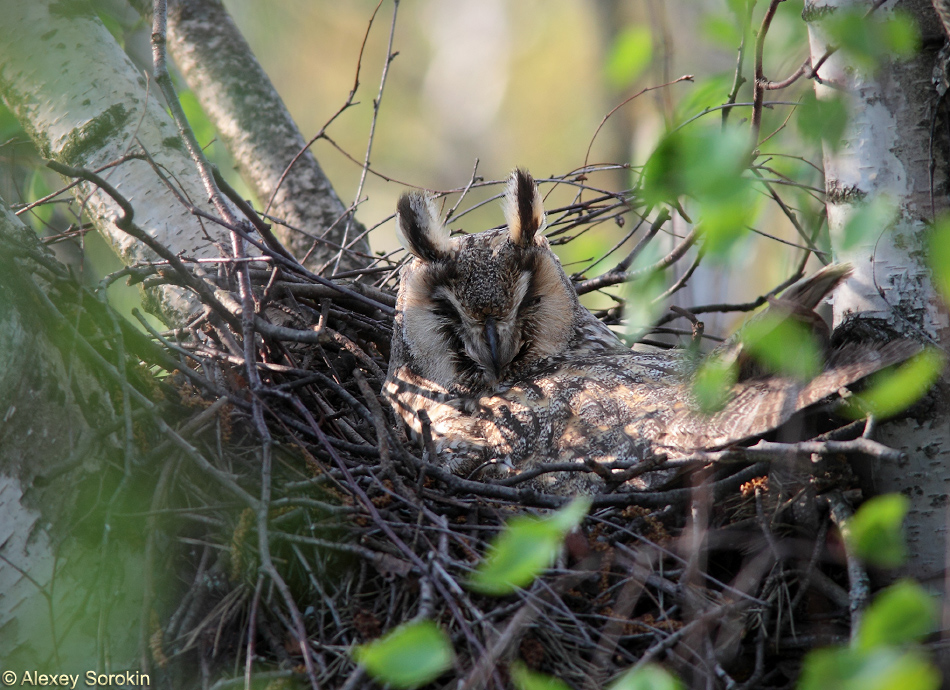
[89,174,898,690]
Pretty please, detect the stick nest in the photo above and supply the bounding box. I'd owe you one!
[125,181,878,690]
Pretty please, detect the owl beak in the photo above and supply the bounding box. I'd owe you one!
[484,316,501,377]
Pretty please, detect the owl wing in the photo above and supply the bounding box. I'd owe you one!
[385,349,688,489]
[671,339,919,450]
[386,339,916,494]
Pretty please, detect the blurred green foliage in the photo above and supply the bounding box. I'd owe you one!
[856,580,936,651]
[845,493,909,568]
[605,26,653,89]
[798,508,940,690]
[469,497,590,596]
[610,664,683,690]
[353,620,455,689]
[643,123,759,257]
[796,91,848,153]
[822,8,920,71]
[691,353,738,415]
[838,195,896,250]
[928,215,950,305]
[799,580,939,690]
[799,646,939,690]
[844,349,944,421]
[672,73,735,125]
[511,663,573,690]
[740,313,822,381]
[623,263,669,340]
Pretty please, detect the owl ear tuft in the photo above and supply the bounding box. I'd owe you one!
[396,192,451,261]
[504,169,546,247]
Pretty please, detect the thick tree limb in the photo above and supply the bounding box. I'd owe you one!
[165,0,370,270]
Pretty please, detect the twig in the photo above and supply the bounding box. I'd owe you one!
[751,1,787,142]
[264,0,386,216]
[574,211,691,295]
[584,76,694,171]
[823,492,870,640]
[722,0,753,128]
[336,0,401,273]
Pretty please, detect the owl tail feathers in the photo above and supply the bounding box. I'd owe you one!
[688,262,923,448]
[799,338,922,411]
[694,339,922,451]
[714,263,853,380]
[777,262,853,310]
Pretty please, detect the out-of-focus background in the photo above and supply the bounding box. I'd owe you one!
[0,0,823,336]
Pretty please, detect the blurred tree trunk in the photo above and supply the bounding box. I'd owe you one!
[0,1,157,668]
[0,198,144,672]
[805,0,950,587]
[0,0,363,673]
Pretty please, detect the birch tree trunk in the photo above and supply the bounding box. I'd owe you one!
[0,0,238,325]
[0,198,141,671]
[805,0,950,585]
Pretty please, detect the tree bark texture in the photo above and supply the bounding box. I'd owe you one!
[0,0,241,325]
[0,197,142,671]
[806,0,950,585]
[166,0,372,272]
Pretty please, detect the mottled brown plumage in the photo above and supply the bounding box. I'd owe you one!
[384,170,910,494]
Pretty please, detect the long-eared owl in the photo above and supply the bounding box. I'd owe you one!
[384,170,909,494]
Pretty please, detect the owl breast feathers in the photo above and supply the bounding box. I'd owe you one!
[384,170,911,494]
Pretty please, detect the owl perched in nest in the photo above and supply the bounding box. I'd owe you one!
[384,170,909,494]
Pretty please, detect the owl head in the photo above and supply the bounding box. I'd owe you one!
[394,169,581,395]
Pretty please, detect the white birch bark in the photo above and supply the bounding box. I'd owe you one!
[0,199,139,670]
[0,0,242,326]
[805,0,950,583]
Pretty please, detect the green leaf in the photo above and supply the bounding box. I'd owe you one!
[605,26,653,88]
[469,497,591,596]
[839,195,897,250]
[353,620,455,689]
[511,663,573,690]
[796,91,849,152]
[26,169,55,228]
[857,580,936,650]
[97,10,125,47]
[642,124,757,257]
[547,495,593,533]
[0,102,23,141]
[692,354,738,415]
[845,349,944,420]
[824,9,874,66]
[845,494,909,568]
[799,646,939,690]
[928,216,950,305]
[624,267,669,340]
[724,0,747,16]
[700,192,761,257]
[822,9,920,71]
[879,13,920,57]
[740,314,823,381]
[610,664,683,690]
[672,73,734,125]
[643,124,749,202]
